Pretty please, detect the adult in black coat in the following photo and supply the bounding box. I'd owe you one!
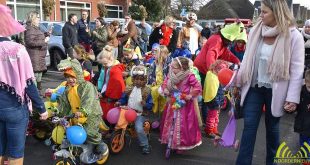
[148,16,178,53]
[62,13,78,58]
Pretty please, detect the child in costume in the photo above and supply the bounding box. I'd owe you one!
[73,44,95,77]
[56,58,108,159]
[294,70,310,154]
[172,41,192,59]
[230,30,247,61]
[203,60,230,138]
[122,42,142,85]
[117,65,153,154]
[160,57,202,151]
[97,45,126,120]
[148,45,172,115]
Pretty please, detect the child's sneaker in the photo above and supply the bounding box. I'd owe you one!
[206,132,217,139]
[142,145,151,154]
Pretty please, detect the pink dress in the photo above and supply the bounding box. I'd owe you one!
[160,73,202,150]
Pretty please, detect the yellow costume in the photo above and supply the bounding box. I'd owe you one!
[151,66,167,114]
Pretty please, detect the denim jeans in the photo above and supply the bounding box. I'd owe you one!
[135,116,149,147]
[236,87,280,165]
[0,105,29,158]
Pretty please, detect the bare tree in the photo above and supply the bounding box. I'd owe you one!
[42,0,55,21]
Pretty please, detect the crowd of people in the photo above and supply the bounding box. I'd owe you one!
[0,0,310,164]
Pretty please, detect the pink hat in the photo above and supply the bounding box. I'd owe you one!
[0,5,25,37]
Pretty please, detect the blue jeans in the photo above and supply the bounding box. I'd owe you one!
[135,116,149,147]
[236,87,280,165]
[0,105,29,158]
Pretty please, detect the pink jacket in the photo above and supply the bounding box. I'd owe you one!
[238,28,305,117]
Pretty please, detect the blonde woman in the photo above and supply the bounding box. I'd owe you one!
[236,0,304,164]
[24,11,49,93]
[95,46,125,120]
[149,16,178,52]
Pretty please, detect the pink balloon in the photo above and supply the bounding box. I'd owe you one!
[125,109,137,123]
[151,121,160,129]
[107,108,120,124]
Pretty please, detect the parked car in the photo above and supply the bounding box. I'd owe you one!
[40,22,66,69]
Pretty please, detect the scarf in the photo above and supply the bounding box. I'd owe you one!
[302,29,310,48]
[239,20,291,85]
[159,24,173,46]
[0,39,35,103]
[166,69,190,92]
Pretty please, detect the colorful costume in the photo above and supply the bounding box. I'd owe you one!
[57,59,106,144]
[148,56,172,114]
[230,30,247,61]
[160,73,202,150]
[203,60,229,137]
[118,65,153,154]
[97,64,126,120]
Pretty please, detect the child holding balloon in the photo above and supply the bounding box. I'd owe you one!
[56,58,109,159]
[160,57,202,152]
[203,60,230,139]
[116,65,153,154]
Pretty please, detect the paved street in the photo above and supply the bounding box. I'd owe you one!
[24,71,300,165]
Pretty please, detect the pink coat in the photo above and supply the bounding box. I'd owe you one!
[237,28,305,117]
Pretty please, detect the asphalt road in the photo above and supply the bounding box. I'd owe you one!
[24,71,299,165]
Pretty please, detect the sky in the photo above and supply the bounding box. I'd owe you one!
[250,0,310,8]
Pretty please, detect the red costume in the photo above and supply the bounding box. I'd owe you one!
[99,64,126,119]
[194,34,240,74]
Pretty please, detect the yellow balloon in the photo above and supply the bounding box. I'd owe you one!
[52,126,65,144]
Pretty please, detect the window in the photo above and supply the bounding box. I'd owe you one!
[51,23,63,36]
[106,5,123,18]
[60,0,91,22]
[6,0,42,21]
[16,4,40,20]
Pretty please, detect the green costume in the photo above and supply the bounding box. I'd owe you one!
[57,58,104,144]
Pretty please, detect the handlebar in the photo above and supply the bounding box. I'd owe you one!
[52,114,76,124]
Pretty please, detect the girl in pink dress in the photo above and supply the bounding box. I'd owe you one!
[160,57,202,151]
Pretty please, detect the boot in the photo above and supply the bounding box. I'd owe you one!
[142,145,151,155]
[8,158,23,165]
[37,82,43,96]
[37,82,42,90]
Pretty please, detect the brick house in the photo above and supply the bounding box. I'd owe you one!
[0,0,131,21]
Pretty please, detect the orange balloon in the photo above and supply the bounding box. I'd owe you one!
[218,68,233,86]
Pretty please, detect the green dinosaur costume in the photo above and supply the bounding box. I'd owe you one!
[57,58,104,144]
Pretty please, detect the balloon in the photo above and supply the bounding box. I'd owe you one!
[66,126,87,145]
[57,86,66,95]
[107,108,120,124]
[50,93,57,102]
[52,126,65,144]
[125,109,137,123]
[151,121,160,129]
[218,68,233,86]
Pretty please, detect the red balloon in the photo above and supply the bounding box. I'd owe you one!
[125,109,137,123]
[218,68,233,86]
